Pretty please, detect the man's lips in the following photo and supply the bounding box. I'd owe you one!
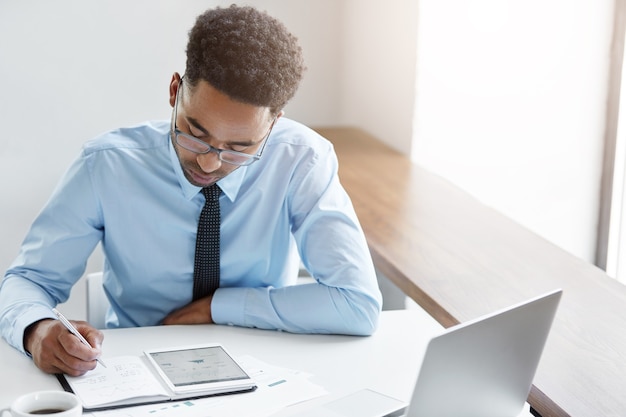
[188,168,219,185]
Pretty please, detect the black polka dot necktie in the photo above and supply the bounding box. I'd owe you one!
[192,184,221,301]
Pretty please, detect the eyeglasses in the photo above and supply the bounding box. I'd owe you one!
[170,78,275,167]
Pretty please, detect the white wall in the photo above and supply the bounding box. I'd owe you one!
[338,0,419,155]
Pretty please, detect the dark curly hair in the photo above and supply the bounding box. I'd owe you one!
[185,4,306,115]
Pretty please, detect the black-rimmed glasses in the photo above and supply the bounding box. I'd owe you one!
[170,79,275,167]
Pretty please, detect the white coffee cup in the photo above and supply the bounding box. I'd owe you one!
[0,391,82,417]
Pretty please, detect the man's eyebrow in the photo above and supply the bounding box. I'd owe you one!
[186,116,260,147]
[187,116,209,136]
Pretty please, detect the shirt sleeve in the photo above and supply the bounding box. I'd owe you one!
[0,152,102,353]
[212,139,382,336]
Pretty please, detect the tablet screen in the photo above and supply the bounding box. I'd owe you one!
[147,345,250,387]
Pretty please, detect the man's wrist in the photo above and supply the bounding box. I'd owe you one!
[23,319,50,355]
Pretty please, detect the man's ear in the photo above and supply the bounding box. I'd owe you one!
[169,72,182,107]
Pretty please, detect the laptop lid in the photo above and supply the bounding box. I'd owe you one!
[405,289,562,417]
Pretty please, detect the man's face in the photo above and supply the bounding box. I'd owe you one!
[169,75,277,188]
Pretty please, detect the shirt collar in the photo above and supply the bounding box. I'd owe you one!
[168,138,246,202]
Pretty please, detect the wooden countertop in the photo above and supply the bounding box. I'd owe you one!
[316,126,626,417]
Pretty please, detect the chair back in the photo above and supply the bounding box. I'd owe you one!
[86,272,110,329]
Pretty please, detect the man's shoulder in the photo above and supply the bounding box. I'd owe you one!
[82,120,170,155]
[269,117,332,154]
[252,118,338,183]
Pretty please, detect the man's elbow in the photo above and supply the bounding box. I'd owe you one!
[344,293,382,336]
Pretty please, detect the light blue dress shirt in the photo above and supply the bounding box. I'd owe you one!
[0,118,382,353]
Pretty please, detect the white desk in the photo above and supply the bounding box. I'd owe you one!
[0,309,531,416]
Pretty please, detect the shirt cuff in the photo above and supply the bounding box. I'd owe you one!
[211,287,248,327]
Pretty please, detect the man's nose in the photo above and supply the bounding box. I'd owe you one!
[197,151,222,172]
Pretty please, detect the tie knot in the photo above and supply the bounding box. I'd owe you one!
[202,184,221,202]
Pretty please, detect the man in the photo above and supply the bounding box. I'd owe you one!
[0,5,382,376]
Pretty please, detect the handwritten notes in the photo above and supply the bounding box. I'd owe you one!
[65,356,168,408]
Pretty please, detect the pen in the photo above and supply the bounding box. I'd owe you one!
[52,308,107,368]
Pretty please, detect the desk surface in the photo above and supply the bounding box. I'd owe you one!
[0,310,535,417]
[0,310,438,414]
[318,126,626,417]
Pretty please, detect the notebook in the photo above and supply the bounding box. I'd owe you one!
[57,343,257,411]
[292,289,562,417]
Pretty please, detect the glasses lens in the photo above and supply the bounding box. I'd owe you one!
[220,151,257,166]
[176,132,209,153]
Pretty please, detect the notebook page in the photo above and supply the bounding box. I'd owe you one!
[64,355,169,408]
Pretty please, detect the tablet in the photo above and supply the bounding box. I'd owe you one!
[143,343,256,395]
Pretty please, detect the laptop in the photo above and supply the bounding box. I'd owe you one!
[292,289,562,417]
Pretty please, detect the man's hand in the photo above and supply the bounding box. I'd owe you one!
[162,295,214,325]
[24,318,104,376]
